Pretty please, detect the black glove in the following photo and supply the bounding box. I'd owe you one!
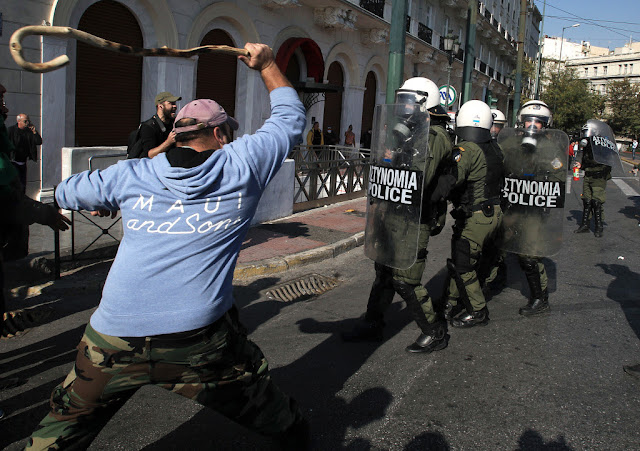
[430,174,456,203]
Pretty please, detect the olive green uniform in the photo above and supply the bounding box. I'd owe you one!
[444,141,504,313]
[364,124,452,333]
[576,142,610,235]
[501,134,566,308]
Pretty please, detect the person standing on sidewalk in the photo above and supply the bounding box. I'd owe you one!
[26,44,309,450]
[631,138,637,160]
[127,91,181,159]
[343,77,454,353]
[7,113,41,192]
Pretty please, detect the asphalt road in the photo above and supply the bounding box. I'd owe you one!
[1,164,639,450]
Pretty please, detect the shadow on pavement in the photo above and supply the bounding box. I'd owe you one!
[596,263,640,340]
[404,431,450,450]
[516,429,574,450]
[618,195,640,223]
[0,324,87,448]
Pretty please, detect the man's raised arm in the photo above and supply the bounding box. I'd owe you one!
[238,43,292,93]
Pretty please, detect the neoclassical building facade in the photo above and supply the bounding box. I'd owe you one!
[1,0,538,200]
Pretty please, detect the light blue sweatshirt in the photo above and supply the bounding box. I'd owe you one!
[55,87,306,337]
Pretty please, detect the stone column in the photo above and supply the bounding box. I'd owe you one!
[341,85,365,146]
[40,36,69,202]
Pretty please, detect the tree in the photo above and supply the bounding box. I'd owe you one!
[540,67,604,133]
[605,79,640,138]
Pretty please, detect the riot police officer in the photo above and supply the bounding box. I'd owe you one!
[500,100,566,316]
[490,109,507,139]
[343,77,453,353]
[430,100,504,328]
[481,108,509,294]
[574,121,612,238]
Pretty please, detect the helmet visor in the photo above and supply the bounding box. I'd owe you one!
[395,89,427,106]
[521,115,548,130]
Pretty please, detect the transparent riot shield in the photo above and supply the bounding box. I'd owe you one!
[581,119,625,177]
[498,128,569,257]
[364,103,430,269]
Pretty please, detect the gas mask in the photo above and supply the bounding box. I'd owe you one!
[393,113,420,147]
[521,117,545,151]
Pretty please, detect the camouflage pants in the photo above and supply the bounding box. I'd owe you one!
[365,224,439,327]
[27,309,303,450]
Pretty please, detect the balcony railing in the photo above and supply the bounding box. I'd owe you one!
[359,0,384,18]
[418,22,433,44]
[488,66,494,77]
[480,61,487,73]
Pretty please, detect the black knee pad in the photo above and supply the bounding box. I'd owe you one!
[373,263,393,284]
[518,256,538,273]
[392,279,417,300]
[451,238,473,273]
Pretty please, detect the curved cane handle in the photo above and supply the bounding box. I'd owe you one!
[10,25,250,74]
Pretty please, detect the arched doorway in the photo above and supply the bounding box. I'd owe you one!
[196,29,237,118]
[323,62,344,140]
[285,53,302,84]
[360,71,377,148]
[276,38,324,83]
[75,0,143,146]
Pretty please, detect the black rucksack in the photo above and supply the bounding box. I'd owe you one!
[126,116,166,159]
[126,124,144,159]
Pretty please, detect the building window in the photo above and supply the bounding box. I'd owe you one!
[603,66,607,75]
[619,65,623,74]
[594,67,598,76]
[584,68,588,77]
[423,3,432,27]
[630,64,634,74]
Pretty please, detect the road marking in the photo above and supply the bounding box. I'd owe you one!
[612,178,640,197]
[566,175,573,193]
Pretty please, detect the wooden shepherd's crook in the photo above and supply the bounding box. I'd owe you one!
[10,25,250,74]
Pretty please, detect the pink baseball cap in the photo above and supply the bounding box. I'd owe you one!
[173,99,239,134]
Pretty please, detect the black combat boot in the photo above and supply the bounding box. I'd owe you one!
[342,319,384,342]
[574,199,591,233]
[592,199,604,238]
[519,289,549,316]
[519,258,550,316]
[450,307,489,328]
[406,320,449,353]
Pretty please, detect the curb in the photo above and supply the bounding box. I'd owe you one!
[9,231,367,298]
[233,231,365,280]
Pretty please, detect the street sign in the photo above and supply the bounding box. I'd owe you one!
[439,85,456,107]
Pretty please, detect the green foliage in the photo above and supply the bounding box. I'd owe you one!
[605,79,640,138]
[540,67,604,133]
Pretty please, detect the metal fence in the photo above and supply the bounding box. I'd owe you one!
[289,145,370,212]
